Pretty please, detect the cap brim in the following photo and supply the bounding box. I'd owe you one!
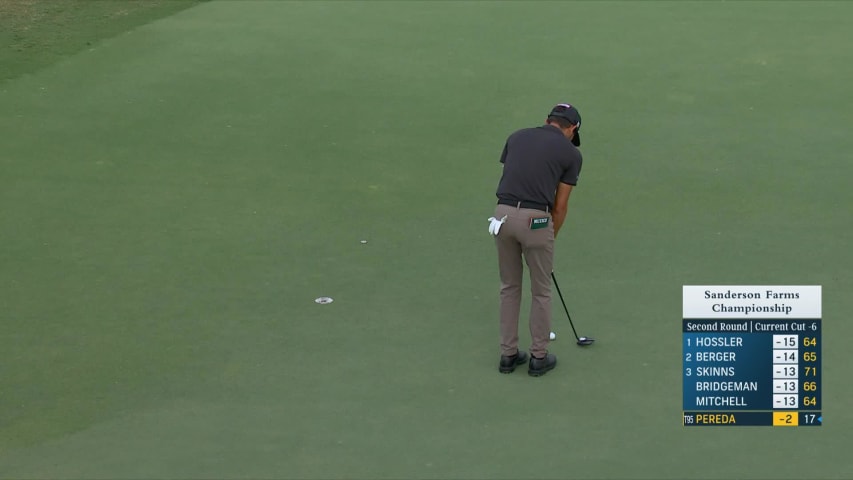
[572,130,581,147]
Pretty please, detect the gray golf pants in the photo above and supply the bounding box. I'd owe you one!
[493,203,554,359]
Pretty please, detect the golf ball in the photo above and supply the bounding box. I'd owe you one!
[549,331,556,340]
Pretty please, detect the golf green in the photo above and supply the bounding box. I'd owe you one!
[1,1,851,478]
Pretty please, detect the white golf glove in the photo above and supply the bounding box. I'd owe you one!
[487,215,507,236]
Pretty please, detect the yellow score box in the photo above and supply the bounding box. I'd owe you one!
[773,411,799,426]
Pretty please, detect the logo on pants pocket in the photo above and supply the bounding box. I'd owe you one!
[529,217,550,230]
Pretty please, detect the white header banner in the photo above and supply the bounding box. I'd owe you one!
[683,285,822,319]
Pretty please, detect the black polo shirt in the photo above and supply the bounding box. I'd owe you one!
[495,124,583,208]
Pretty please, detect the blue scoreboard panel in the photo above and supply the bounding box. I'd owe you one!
[682,286,822,427]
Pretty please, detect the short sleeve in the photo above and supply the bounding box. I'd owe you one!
[499,142,508,164]
[560,149,583,185]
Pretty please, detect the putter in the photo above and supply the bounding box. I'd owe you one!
[551,271,595,346]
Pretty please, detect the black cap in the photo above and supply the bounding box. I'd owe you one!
[548,103,581,146]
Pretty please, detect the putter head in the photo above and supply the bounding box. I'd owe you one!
[576,336,595,346]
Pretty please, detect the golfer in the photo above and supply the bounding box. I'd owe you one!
[489,103,583,376]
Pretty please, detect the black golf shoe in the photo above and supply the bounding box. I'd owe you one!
[528,353,557,377]
[498,351,529,373]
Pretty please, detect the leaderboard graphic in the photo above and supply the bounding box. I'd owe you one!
[682,285,822,427]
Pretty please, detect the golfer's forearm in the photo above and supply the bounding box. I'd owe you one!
[552,209,567,237]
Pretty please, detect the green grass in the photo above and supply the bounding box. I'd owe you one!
[0,0,203,82]
[1,1,852,479]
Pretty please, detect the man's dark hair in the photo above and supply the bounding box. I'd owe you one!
[547,115,575,129]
